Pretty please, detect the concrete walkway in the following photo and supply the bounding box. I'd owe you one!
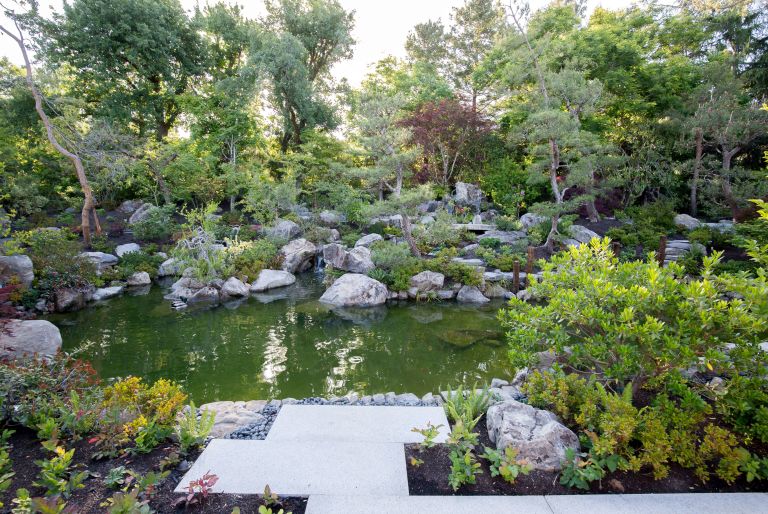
[178,405,768,513]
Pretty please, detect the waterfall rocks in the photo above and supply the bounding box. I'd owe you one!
[319,273,388,307]
[280,239,317,274]
[250,270,297,292]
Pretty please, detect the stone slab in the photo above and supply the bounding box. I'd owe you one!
[174,439,408,496]
[306,495,554,514]
[266,405,450,443]
[545,493,768,514]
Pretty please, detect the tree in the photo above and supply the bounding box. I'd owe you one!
[42,0,206,140]
[254,0,354,152]
[364,186,433,257]
[0,5,101,244]
[405,20,449,72]
[399,98,489,190]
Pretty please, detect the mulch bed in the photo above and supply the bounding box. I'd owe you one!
[1,428,307,513]
[405,416,768,496]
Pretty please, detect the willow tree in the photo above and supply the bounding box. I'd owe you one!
[0,6,101,244]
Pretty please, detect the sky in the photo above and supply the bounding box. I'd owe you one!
[0,0,636,86]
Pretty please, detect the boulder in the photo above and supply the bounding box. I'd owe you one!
[115,243,141,257]
[454,182,483,206]
[319,273,388,307]
[330,229,340,242]
[0,320,62,359]
[478,230,527,245]
[417,200,441,213]
[126,271,151,287]
[568,225,600,245]
[187,286,220,304]
[520,213,547,230]
[250,270,296,292]
[280,239,316,273]
[79,251,118,272]
[221,277,249,298]
[322,243,347,269]
[117,199,144,214]
[128,203,154,224]
[343,246,375,274]
[436,289,455,300]
[319,210,345,226]
[92,286,123,301]
[456,285,490,303]
[487,400,580,471]
[199,400,267,438]
[267,219,302,241]
[410,271,445,292]
[158,258,181,277]
[54,288,88,312]
[674,213,701,231]
[355,233,383,248]
[483,283,509,298]
[0,255,34,288]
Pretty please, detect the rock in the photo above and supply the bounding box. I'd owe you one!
[451,257,485,267]
[187,286,220,304]
[483,283,509,298]
[54,288,88,312]
[319,273,388,307]
[126,271,151,287]
[462,243,480,258]
[221,277,249,298]
[410,271,445,292]
[322,243,347,269]
[438,329,504,348]
[128,203,154,224]
[319,210,344,226]
[158,258,181,277]
[420,215,435,225]
[329,229,340,241]
[674,213,701,230]
[704,220,735,233]
[354,233,383,248]
[516,289,533,301]
[388,214,404,228]
[267,219,302,241]
[487,400,580,471]
[199,400,267,438]
[456,285,490,304]
[343,246,375,274]
[436,289,455,300]
[417,200,441,213]
[520,213,547,230]
[80,251,118,272]
[117,199,144,214]
[92,286,123,301]
[0,320,62,359]
[568,225,600,245]
[491,378,509,388]
[563,238,582,248]
[454,182,483,206]
[0,255,34,288]
[250,270,296,292]
[115,243,141,257]
[280,239,316,273]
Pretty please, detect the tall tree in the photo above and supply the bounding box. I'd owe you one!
[42,0,206,140]
[254,0,354,152]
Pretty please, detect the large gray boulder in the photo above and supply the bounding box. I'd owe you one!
[674,213,701,231]
[0,320,62,359]
[319,273,388,307]
[454,182,483,206]
[250,269,296,292]
[322,243,346,269]
[0,255,34,288]
[567,225,600,245]
[280,239,316,273]
[126,271,151,287]
[115,243,141,257]
[267,219,302,241]
[410,271,445,292]
[343,247,375,274]
[319,210,345,226]
[478,230,527,245]
[520,213,547,230]
[221,277,249,298]
[118,199,144,214]
[157,258,181,277]
[487,400,580,472]
[199,400,266,438]
[128,203,154,224]
[54,288,89,312]
[79,251,118,272]
[92,286,123,301]
[187,286,220,304]
[355,233,383,248]
[456,285,490,304]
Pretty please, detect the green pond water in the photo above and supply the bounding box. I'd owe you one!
[49,274,509,404]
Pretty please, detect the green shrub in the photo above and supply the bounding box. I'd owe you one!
[688,226,733,248]
[370,241,416,271]
[223,239,281,282]
[479,237,501,249]
[607,200,676,251]
[341,231,362,247]
[442,384,493,430]
[176,403,215,454]
[717,375,768,444]
[413,211,461,251]
[118,252,164,279]
[494,215,522,231]
[130,206,176,242]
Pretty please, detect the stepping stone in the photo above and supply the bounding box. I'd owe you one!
[266,405,450,443]
[175,439,408,496]
[306,495,553,514]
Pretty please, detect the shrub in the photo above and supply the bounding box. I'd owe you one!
[370,241,416,271]
[442,384,493,430]
[717,375,768,444]
[413,211,461,251]
[223,239,281,282]
[117,252,164,280]
[341,231,362,248]
[501,238,768,390]
[494,215,522,231]
[176,403,215,454]
[130,206,176,242]
[607,200,676,251]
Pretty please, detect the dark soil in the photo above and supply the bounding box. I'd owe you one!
[1,428,307,514]
[405,416,768,496]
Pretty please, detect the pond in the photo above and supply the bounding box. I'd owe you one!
[48,274,510,404]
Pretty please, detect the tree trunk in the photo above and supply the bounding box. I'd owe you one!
[544,214,559,254]
[721,148,739,220]
[1,20,101,245]
[585,199,599,223]
[401,211,421,258]
[690,128,703,217]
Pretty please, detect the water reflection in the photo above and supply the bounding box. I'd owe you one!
[51,274,510,403]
